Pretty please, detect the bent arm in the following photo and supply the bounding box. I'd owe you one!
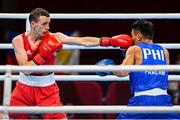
[112,46,135,77]
[12,35,36,66]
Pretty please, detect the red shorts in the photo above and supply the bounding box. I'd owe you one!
[9,81,67,119]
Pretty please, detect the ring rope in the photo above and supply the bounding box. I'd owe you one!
[0,75,179,81]
[1,13,180,30]
[1,13,180,117]
[1,43,180,49]
[0,106,180,113]
[1,13,180,19]
[1,65,180,72]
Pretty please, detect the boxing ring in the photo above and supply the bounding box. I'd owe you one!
[0,13,180,119]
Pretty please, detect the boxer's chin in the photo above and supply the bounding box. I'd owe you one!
[42,31,48,36]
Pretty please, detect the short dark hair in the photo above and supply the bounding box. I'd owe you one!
[131,19,154,39]
[29,8,50,23]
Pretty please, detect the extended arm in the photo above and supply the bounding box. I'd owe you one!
[54,32,100,46]
[54,32,133,48]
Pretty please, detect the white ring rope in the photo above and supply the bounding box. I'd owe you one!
[1,43,180,49]
[1,13,180,19]
[0,75,179,81]
[1,13,180,117]
[0,106,180,113]
[1,13,180,32]
[0,65,180,72]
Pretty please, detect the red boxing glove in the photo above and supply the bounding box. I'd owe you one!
[100,34,133,49]
[33,35,62,65]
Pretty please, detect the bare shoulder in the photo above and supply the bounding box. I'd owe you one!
[126,45,141,54]
[163,48,169,58]
[163,48,169,54]
[53,32,69,38]
[12,34,24,49]
[163,48,170,64]
[52,32,71,43]
[12,34,23,44]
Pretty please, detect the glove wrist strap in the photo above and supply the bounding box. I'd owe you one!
[100,37,111,46]
[33,53,46,65]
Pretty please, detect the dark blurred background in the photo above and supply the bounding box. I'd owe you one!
[0,0,180,65]
[0,0,180,119]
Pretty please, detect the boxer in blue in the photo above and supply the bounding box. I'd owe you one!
[97,19,180,119]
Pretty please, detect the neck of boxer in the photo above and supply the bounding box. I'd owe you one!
[142,39,153,44]
[28,29,43,41]
[25,31,41,51]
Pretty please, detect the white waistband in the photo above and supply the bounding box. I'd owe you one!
[134,88,167,96]
[19,72,55,87]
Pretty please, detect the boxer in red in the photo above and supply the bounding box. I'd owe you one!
[9,7,132,119]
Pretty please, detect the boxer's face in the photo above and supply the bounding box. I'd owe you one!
[131,29,142,45]
[32,16,50,37]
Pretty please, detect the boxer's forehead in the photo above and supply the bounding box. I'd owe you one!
[38,16,51,24]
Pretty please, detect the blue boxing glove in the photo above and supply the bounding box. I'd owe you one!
[96,59,115,76]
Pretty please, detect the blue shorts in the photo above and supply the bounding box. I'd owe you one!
[117,95,180,119]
